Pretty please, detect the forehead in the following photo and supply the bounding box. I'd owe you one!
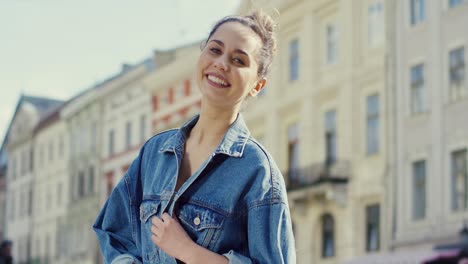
[210,22,262,55]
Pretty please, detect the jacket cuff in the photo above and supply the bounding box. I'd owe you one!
[223,250,253,264]
[111,254,143,264]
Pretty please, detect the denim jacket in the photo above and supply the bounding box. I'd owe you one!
[93,114,296,264]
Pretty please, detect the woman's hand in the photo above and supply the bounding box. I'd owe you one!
[151,212,229,264]
[151,212,195,261]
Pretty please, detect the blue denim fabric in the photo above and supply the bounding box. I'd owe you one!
[93,114,296,264]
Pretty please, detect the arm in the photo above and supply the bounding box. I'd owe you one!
[93,152,143,264]
[220,202,296,264]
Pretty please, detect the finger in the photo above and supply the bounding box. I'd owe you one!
[161,212,172,223]
[151,216,164,227]
[151,234,160,246]
[150,225,161,236]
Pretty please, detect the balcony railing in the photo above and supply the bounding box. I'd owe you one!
[286,160,351,191]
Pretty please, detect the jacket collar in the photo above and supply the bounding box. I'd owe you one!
[160,114,250,158]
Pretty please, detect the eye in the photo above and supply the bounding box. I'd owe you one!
[232,58,245,66]
[209,47,222,54]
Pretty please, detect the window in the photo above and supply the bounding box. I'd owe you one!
[108,130,115,156]
[140,114,147,143]
[322,214,335,258]
[452,149,467,211]
[28,187,32,216]
[49,140,54,162]
[91,122,97,154]
[89,166,94,194]
[10,157,16,179]
[59,135,64,157]
[325,110,337,166]
[9,192,14,220]
[449,0,466,8]
[410,0,426,25]
[366,94,380,155]
[289,39,299,81]
[366,204,380,251]
[412,160,426,219]
[78,171,85,198]
[57,182,62,206]
[39,144,44,168]
[126,121,132,150]
[368,1,384,47]
[21,150,26,174]
[449,47,466,101]
[410,64,425,114]
[326,24,338,64]
[29,148,34,172]
[287,123,300,185]
[106,171,114,198]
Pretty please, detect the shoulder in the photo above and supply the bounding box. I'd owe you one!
[242,136,288,206]
[140,128,179,153]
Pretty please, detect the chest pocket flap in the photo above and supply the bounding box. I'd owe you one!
[178,203,225,231]
[140,200,161,223]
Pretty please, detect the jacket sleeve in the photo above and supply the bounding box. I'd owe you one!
[223,202,296,264]
[93,152,143,264]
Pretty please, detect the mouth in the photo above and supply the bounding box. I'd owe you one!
[205,73,231,88]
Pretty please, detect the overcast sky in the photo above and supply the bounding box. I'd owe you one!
[0,0,240,144]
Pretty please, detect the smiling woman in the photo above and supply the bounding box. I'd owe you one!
[93,10,296,264]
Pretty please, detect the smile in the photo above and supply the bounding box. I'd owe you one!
[206,74,231,88]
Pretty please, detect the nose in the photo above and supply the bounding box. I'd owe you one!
[214,56,228,71]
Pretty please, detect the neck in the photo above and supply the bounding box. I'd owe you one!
[189,101,239,145]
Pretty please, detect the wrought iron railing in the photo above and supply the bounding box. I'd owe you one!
[285,160,351,191]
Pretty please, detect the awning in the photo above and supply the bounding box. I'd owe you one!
[344,250,435,264]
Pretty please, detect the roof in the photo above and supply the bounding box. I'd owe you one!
[0,94,64,154]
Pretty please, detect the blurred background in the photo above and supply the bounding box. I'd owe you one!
[1,0,468,263]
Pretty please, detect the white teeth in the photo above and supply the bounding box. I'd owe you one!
[208,75,228,86]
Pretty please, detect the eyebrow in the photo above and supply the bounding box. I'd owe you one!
[209,39,249,57]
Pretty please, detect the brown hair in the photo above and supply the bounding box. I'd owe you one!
[202,10,278,79]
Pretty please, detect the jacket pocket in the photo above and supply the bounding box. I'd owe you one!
[139,200,161,263]
[177,202,225,249]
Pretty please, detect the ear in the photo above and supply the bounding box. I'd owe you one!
[249,78,267,97]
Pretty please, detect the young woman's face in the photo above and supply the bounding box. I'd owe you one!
[196,22,266,110]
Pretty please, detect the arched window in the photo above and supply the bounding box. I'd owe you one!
[322,214,335,258]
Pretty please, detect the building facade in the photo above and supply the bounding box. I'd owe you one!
[393,0,468,252]
[0,149,7,241]
[60,88,103,264]
[144,43,201,135]
[31,108,69,264]
[238,0,391,263]
[99,58,156,205]
[3,95,63,264]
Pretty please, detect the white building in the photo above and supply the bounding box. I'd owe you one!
[60,87,103,264]
[3,95,63,264]
[99,58,157,203]
[393,0,468,251]
[31,107,70,264]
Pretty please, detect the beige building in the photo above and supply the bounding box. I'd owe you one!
[392,0,468,253]
[144,43,202,133]
[238,0,391,263]
[31,107,70,264]
[3,95,63,264]
[99,58,157,203]
[0,149,7,241]
[61,87,103,264]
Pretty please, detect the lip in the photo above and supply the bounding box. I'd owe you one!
[205,72,231,88]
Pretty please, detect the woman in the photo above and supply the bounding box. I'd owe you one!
[94,10,296,264]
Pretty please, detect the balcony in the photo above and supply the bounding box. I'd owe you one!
[285,160,351,207]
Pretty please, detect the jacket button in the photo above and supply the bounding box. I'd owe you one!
[193,216,201,226]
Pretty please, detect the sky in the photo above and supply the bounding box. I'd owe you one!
[0,0,240,145]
